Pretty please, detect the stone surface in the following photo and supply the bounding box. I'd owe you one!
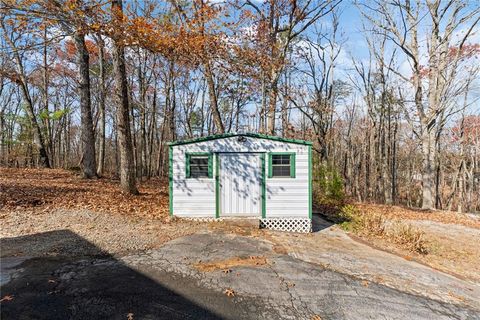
[2,230,480,320]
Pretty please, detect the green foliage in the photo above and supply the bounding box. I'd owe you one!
[39,108,69,121]
[338,204,357,230]
[314,163,344,205]
[51,109,69,120]
[189,110,204,132]
[39,109,50,120]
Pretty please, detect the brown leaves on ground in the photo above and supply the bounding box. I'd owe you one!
[355,203,480,229]
[193,256,267,272]
[344,209,430,255]
[0,168,169,220]
[339,204,480,282]
[224,288,235,297]
[0,295,14,303]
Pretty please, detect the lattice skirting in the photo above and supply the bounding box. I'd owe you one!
[179,217,223,222]
[260,218,312,233]
[179,217,312,233]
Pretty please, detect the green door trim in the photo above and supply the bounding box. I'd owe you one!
[215,153,220,218]
[169,146,173,216]
[308,145,312,219]
[261,153,266,218]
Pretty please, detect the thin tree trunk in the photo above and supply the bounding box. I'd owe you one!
[1,22,50,168]
[259,72,266,133]
[96,35,106,176]
[137,58,147,179]
[204,60,224,133]
[267,75,278,135]
[43,27,53,165]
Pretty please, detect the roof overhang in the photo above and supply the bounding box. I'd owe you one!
[168,133,312,146]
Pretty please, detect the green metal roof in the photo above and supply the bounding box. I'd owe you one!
[168,132,312,146]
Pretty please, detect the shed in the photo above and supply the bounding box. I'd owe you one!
[168,133,312,232]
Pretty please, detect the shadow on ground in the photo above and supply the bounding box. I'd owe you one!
[0,230,241,320]
[311,213,335,232]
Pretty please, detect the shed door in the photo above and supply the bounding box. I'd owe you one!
[219,153,261,217]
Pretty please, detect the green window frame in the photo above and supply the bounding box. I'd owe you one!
[268,152,296,178]
[186,152,213,178]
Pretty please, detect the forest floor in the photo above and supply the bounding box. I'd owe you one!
[0,167,206,256]
[1,168,480,318]
[1,168,479,280]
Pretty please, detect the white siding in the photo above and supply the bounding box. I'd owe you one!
[171,136,310,218]
[171,146,215,217]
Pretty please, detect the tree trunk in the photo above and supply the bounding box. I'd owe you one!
[165,59,176,142]
[0,108,5,165]
[73,32,97,178]
[96,35,106,176]
[281,74,289,136]
[111,0,138,194]
[259,73,266,133]
[204,60,224,133]
[1,24,50,168]
[267,75,278,135]
[137,60,147,179]
[421,129,435,210]
[42,27,53,165]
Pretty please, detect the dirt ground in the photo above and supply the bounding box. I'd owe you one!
[0,168,208,256]
[338,207,480,283]
[2,168,480,282]
[2,168,480,316]
[409,220,480,282]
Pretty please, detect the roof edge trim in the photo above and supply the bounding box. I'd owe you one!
[168,133,313,146]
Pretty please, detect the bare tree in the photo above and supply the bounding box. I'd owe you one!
[360,0,480,209]
[0,19,50,168]
[244,0,342,135]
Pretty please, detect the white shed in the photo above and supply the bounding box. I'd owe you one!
[168,133,312,232]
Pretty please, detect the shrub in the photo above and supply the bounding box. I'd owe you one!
[345,210,386,237]
[314,164,345,206]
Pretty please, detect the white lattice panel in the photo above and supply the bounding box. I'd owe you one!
[260,218,312,233]
[180,217,222,222]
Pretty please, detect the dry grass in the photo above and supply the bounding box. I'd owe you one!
[355,203,480,229]
[341,206,429,254]
[388,223,428,254]
[193,256,267,272]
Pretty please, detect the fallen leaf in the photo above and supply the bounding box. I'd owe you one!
[224,288,235,297]
[0,295,14,302]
